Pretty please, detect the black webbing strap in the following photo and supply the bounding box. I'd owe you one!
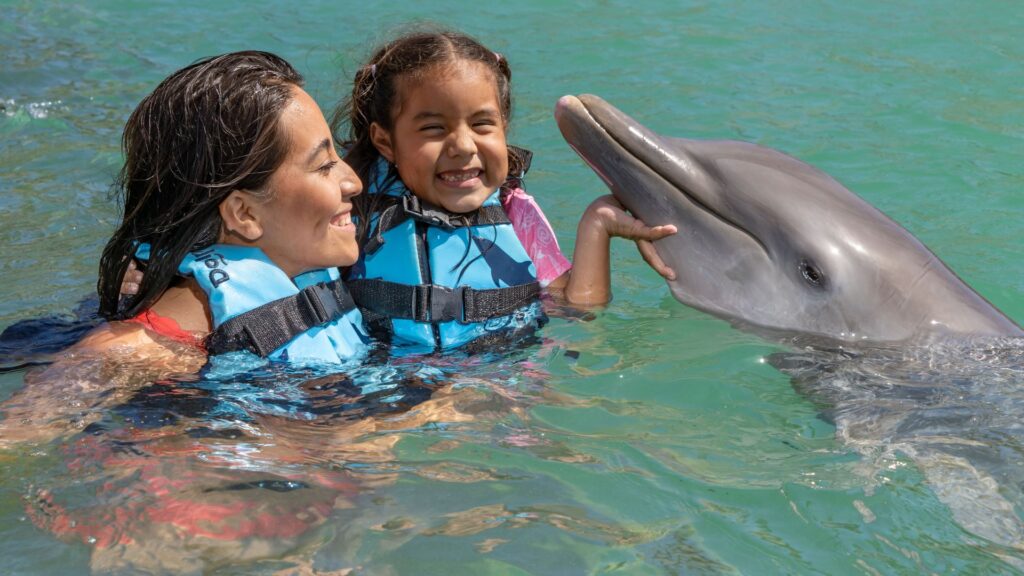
[348,279,540,324]
[504,145,533,190]
[364,194,511,255]
[206,279,357,357]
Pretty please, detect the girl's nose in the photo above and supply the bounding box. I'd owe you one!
[446,126,477,157]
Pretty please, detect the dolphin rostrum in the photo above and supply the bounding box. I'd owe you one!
[554,94,1022,343]
[556,94,1024,557]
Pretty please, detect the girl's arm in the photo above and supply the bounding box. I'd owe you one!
[548,195,676,305]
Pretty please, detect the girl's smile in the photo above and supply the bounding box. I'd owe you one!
[437,168,484,187]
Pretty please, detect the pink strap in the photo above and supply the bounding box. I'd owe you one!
[502,187,572,286]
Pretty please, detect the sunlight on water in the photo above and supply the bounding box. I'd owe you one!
[2,1,1023,574]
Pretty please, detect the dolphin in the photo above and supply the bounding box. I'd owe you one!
[554,94,1022,343]
[555,94,1024,557]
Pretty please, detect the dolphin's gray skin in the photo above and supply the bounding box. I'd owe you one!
[556,94,1024,558]
[554,94,1022,343]
[772,339,1024,557]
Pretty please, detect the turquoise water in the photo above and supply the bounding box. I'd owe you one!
[2,1,1023,573]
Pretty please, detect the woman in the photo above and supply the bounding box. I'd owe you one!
[92,50,366,365]
[1,53,394,572]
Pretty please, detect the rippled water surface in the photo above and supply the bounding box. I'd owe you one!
[2,1,1023,574]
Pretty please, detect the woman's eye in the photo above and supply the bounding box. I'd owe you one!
[318,160,338,174]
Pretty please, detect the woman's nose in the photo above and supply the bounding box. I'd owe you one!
[339,161,362,198]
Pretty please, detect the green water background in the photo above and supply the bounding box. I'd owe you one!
[2,1,1023,573]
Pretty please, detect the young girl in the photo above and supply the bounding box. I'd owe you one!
[334,29,676,351]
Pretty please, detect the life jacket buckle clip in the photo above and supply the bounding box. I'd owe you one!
[402,193,455,230]
[301,282,343,325]
[427,284,469,323]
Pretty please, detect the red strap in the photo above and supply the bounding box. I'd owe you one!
[126,310,206,350]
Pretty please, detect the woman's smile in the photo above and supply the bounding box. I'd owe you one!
[329,209,354,230]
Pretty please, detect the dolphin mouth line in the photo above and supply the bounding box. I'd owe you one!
[573,98,769,257]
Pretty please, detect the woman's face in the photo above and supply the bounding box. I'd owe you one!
[250,86,362,277]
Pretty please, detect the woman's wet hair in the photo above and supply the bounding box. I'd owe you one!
[97,51,303,320]
[331,27,527,240]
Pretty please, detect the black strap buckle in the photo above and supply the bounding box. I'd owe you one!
[424,285,468,323]
[508,145,533,177]
[402,194,456,230]
[300,282,343,325]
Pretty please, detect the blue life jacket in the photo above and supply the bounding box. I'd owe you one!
[139,243,368,364]
[346,164,545,351]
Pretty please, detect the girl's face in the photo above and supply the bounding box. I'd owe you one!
[371,61,509,214]
[250,86,362,277]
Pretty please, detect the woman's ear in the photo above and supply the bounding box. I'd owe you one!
[218,190,264,243]
[369,122,396,163]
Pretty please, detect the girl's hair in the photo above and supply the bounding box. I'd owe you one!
[97,50,303,320]
[331,28,527,240]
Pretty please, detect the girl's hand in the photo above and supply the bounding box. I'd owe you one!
[586,195,677,280]
[121,260,144,296]
[560,195,678,306]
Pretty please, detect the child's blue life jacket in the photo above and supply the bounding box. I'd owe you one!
[346,160,545,351]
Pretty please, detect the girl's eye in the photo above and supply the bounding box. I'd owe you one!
[317,160,338,174]
[419,124,444,133]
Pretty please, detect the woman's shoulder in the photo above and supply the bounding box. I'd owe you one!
[77,321,163,352]
[80,280,211,354]
[73,317,206,375]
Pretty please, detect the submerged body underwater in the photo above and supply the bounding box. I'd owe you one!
[3,1,1024,574]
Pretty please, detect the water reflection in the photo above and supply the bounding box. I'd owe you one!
[771,335,1024,559]
[4,331,578,573]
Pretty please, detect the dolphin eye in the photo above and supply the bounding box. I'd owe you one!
[799,259,827,289]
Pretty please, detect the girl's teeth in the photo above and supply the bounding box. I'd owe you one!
[441,170,480,182]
